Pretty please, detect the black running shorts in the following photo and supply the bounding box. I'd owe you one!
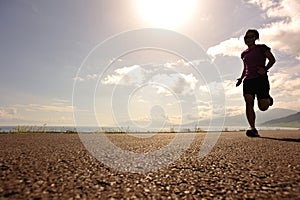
[243,75,270,99]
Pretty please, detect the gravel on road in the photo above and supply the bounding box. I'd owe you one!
[0,130,299,199]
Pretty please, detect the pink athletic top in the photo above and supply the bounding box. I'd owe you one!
[241,44,270,80]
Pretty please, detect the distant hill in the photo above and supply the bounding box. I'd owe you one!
[117,108,298,130]
[262,112,300,128]
[226,108,297,126]
[256,108,297,124]
[183,108,297,127]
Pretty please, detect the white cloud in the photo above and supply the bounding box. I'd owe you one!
[114,65,139,74]
[73,76,84,82]
[87,74,98,80]
[223,79,242,98]
[197,101,212,119]
[181,73,198,90]
[36,105,73,113]
[152,84,173,96]
[101,62,199,95]
[226,106,244,117]
[207,0,300,59]
[14,99,74,113]
[247,0,278,10]
[52,99,71,105]
[199,81,225,98]
[269,71,300,110]
[101,65,143,85]
[73,73,98,82]
[0,99,75,125]
[0,107,20,120]
[151,73,198,95]
[258,1,300,58]
[164,59,191,69]
[172,73,198,95]
[207,38,245,58]
[270,71,300,102]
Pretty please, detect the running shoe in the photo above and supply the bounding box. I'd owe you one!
[269,96,273,106]
[246,128,260,137]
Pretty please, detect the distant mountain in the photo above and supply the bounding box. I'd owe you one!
[256,108,297,125]
[226,108,297,126]
[117,108,298,131]
[184,108,297,127]
[262,112,300,128]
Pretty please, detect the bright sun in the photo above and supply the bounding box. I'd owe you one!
[135,0,198,29]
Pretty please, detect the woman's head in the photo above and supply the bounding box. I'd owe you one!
[244,29,259,39]
[244,29,259,46]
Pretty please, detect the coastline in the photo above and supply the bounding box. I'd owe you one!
[0,125,299,134]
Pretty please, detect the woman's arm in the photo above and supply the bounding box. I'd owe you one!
[257,50,276,75]
[236,62,246,87]
[265,50,276,70]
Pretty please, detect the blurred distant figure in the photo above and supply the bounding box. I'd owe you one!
[236,29,276,137]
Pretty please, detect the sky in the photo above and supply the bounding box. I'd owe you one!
[0,0,300,129]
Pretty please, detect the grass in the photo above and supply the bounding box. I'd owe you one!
[0,125,297,134]
[0,125,77,134]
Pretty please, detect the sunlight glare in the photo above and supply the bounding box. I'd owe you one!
[135,0,198,29]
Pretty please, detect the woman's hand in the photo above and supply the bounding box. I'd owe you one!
[236,78,243,87]
[257,67,268,75]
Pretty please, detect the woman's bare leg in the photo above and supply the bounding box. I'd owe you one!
[258,98,271,111]
[244,94,255,128]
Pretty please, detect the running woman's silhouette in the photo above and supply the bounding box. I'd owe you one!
[236,29,276,137]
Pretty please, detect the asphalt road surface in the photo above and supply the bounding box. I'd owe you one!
[0,130,299,199]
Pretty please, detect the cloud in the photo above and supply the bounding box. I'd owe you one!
[223,79,242,98]
[199,81,226,100]
[172,73,198,95]
[36,105,73,112]
[197,101,212,119]
[0,107,20,120]
[164,59,191,69]
[73,76,84,82]
[270,71,300,99]
[101,62,200,95]
[150,73,198,96]
[207,0,300,59]
[247,0,277,10]
[73,73,98,82]
[269,71,300,110]
[52,99,71,105]
[257,0,300,58]
[152,84,173,96]
[225,106,244,117]
[86,74,98,80]
[207,38,244,58]
[14,99,74,113]
[101,65,144,85]
[0,99,75,125]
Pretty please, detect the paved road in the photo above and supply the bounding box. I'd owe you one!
[0,131,299,199]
